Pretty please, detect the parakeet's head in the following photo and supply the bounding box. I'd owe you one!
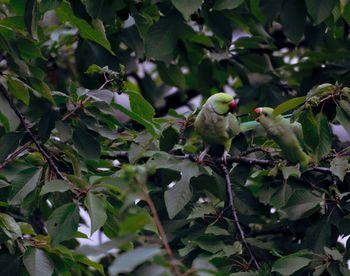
[254,107,274,126]
[207,93,238,115]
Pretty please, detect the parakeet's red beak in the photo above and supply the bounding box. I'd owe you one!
[256,117,260,122]
[229,100,238,111]
[254,107,263,114]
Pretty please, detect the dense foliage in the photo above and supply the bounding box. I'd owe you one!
[0,0,350,275]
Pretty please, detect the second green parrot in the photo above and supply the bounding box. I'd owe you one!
[194,93,240,163]
[254,107,312,169]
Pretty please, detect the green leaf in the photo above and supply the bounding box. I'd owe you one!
[300,109,319,151]
[0,111,10,132]
[9,167,42,205]
[24,0,38,40]
[160,127,178,152]
[40,180,71,195]
[145,15,183,62]
[281,190,321,220]
[273,96,306,117]
[213,0,244,10]
[0,213,22,239]
[55,121,73,142]
[56,1,112,53]
[205,225,230,236]
[76,255,105,275]
[0,132,23,162]
[147,152,200,219]
[7,78,30,105]
[171,0,203,20]
[316,113,332,161]
[119,213,150,236]
[112,102,159,137]
[47,202,79,246]
[281,165,301,180]
[73,128,101,160]
[30,78,54,104]
[87,89,114,104]
[272,256,311,275]
[330,157,349,181]
[84,193,107,235]
[280,0,306,44]
[305,0,337,25]
[108,246,161,275]
[126,91,155,121]
[193,235,225,253]
[157,62,186,89]
[23,248,54,276]
[336,106,350,136]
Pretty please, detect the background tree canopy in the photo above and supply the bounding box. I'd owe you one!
[0,0,350,275]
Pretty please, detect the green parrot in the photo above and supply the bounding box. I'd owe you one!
[194,93,240,163]
[254,107,312,169]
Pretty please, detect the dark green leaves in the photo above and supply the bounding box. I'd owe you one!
[305,0,337,25]
[300,109,319,151]
[24,0,38,40]
[272,255,311,275]
[56,1,112,53]
[280,0,306,44]
[73,128,101,159]
[147,152,200,219]
[281,190,322,220]
[145,15,183,62]
[0,132,23,163]
[213,0,244,10]
[172,0,203,20]
[109,246,161,275]
[47,203,79,246]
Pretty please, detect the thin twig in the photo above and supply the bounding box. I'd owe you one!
[0,85,66,181]
[62,97,91,121]
[240,147,271,156]
[138,178,182,276]
[62,75,112,121]
[220,163,260,269]
[0,141,31,169]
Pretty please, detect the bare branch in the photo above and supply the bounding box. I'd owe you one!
[0,85,66,180]
[137,177,182,276]
[220,163,260,269]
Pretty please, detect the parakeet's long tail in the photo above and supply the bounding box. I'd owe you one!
[240,113,293,133]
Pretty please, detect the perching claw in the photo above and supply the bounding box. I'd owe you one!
[197,146,210,163]
[221,150,231,164]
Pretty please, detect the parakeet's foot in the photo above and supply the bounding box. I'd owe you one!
[197,146,210,163]
[221,150,231,164]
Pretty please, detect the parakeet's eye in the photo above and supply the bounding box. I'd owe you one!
[263,112,268,116]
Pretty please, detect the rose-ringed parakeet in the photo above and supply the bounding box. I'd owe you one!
[194,93,239,163]
[254,107,312,169]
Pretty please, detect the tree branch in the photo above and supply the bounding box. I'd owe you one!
[0,85,66,180]
[0,141,31,169]
[137,177,182,276]
[220,163,260,269]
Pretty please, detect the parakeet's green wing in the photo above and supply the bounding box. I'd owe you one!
[227,113,240,137]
